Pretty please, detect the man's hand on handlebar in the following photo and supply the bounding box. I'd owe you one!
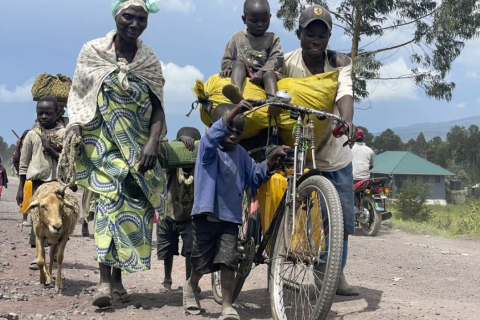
[346,122,357,148]
[268,145,290,171]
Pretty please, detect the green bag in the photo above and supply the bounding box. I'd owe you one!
[158,141,199,169]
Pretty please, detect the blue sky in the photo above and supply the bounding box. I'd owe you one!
[1,0,479,145]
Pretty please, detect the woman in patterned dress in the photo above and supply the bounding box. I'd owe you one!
[67,0,167,308]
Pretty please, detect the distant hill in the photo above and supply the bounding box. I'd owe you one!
[375,116,480,142]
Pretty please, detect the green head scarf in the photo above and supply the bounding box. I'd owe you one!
[112,0,159,18]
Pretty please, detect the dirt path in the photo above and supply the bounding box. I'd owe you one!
[0,177,479,320]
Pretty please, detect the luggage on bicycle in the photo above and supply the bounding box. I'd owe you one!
[157,141,199,169]
[193,72,339,151]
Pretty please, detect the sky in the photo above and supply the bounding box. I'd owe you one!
[0,0,479,146]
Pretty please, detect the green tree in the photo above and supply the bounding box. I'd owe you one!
[277,0,480,102]
[426,136,443,164]
[373,129,404,154]
[357,125,374,146]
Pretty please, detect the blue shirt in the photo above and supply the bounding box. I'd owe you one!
[192,118,271,224]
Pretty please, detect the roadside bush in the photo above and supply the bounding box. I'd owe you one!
[396,182,431,222]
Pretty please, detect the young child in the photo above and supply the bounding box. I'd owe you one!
[157,127,201,291]
[220,0,284,114]
[183,101,288,319]
[0,156,8,200]
[16,96,65,270]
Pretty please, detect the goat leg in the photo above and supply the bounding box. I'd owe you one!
[49,243,58,282]
[35,237,49,285]
[55,237,68,292]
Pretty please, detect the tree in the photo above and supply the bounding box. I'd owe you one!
[373,129,404,154]
[0,136,15,169]
[277,0,480,102]
[357,125,374,146]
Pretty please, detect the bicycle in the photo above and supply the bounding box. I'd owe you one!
[211,91,349,320]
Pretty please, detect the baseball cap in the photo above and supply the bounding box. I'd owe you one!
[299,5,332,31]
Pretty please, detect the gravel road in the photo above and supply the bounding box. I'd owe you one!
[0,177,479,319]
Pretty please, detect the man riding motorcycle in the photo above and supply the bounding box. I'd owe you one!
[352,128,374,183]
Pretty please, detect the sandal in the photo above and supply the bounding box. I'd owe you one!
[219,307,240,320]
[162,280,173,291]
[111,289,131,303]
[183,280,201,315]
[92,285,112,308]
[222,84,244,104]
[29,259,39,271]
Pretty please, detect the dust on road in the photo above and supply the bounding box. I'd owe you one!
[1,177,479,319]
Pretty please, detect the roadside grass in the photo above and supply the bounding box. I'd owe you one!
[390,199,480,238]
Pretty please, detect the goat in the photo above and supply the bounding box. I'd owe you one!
[24,181,80,291]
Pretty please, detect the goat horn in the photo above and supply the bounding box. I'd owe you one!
[55,185,68,198]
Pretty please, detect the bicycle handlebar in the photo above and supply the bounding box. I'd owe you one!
[244,99,350,141]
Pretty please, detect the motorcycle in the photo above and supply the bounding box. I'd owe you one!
[354,177,392,236]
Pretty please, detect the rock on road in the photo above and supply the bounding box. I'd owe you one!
[0,177,479,319]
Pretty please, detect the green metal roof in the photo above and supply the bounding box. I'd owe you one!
[371,151,454,176]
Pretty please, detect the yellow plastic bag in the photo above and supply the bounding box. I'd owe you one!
[196,71,339,149]
[20,180,33,214]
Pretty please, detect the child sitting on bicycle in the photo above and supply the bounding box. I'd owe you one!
[157,127,201,292]
[183,101,287,319]
[220,0,284,116]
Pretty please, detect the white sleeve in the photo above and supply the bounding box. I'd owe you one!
[336,58,353,102]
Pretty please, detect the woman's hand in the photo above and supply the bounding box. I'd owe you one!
[138,138,159,175]
[67,125,82,139]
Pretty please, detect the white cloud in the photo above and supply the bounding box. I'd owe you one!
[158,0,195,13]
[161,62,204,114]
[367,57,419,101]
[465,71,477,78]
[457,39,480,66]
[455,103,466,108]
[0,79,34,103]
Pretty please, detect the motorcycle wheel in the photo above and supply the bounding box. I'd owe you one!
[360,196,382,236]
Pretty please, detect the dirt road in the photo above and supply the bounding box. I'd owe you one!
[0,177,479,319]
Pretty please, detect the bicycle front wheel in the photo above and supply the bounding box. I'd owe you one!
[269,175,344,320]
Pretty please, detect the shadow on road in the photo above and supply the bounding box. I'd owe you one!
[330,286,383,319]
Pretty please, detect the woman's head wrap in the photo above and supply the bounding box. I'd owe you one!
[112,0,160,18]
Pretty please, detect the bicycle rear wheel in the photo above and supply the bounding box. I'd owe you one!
[269,175,344,320]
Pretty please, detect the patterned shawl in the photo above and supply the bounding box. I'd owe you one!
[66,30,166,138]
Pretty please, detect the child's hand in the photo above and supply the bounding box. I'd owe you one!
[220,69,232,78]
[16,188,23,206]
[268,145,290,170]
[178,136,195,151]
[40,134,52,151]
[225,100,253,125]
[250,71,264,86]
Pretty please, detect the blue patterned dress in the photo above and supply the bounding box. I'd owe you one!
[76,73,167,273]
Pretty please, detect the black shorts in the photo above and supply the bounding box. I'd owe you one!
[156,217,193,260]
[190,215,239,275]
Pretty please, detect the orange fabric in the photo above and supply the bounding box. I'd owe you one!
[20,180,33,214]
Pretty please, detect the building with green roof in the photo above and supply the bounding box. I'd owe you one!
[370,151,454,201]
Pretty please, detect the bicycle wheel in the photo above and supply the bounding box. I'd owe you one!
[269,175,344,320]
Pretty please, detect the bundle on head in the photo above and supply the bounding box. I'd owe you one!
[24,181,80,291]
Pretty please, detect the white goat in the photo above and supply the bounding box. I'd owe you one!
[24,181,80,291]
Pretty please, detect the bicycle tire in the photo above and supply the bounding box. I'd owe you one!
[269,175,344,320]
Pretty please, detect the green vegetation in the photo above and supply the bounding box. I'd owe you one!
[391,200,480,238]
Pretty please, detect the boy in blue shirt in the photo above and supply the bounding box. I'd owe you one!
[183,101,287,320]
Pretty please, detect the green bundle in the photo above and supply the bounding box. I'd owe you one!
[158,141,199,169]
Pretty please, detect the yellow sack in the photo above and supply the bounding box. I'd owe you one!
[196,71,339,149]
[31,73,72,104]
[20,180,33,214]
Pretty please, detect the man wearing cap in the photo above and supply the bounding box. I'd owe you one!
[284,5,359,296]
[352,128,375,183]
